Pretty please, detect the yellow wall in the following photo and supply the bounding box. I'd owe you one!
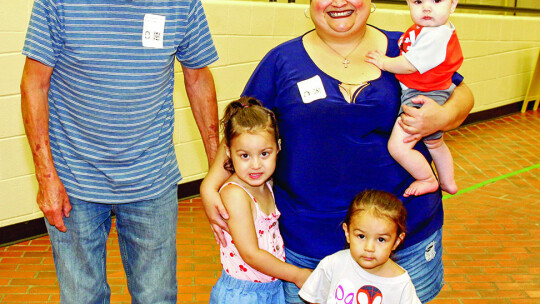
[1,0,539,228]
[460,0,537,8]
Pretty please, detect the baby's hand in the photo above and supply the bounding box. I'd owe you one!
[294,268,313,288]
[365,50,387,71]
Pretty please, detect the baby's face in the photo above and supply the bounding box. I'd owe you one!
[407,0,458,27]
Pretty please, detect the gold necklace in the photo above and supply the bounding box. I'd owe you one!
[319,36,363,69]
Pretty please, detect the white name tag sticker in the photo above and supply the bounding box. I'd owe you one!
[142,14,165,48]
[297,75,326,104]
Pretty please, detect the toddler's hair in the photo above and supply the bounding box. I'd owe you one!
[221,96,279,172]
[344,190,407,237]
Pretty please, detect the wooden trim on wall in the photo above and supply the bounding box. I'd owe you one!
[0,179,204,247]
[463,101,532,126]
[177,179,202,200]
[0,219,48,247]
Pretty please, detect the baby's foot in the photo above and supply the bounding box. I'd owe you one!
[440,180,458,195]
[403,179,439,197]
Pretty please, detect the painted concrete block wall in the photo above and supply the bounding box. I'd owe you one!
[0,0,40,227]
[1,0,539,227]
[460,0,537,9]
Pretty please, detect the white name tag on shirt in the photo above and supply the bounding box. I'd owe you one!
[297,75,327,104]
[142,14,165,48]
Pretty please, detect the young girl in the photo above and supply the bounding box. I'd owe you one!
[299,190,421,304]
[209,97,311,304]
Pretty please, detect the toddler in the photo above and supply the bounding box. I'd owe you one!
[299,190,421,304]
[366,0,463,197]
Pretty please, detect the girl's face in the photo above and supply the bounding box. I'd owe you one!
[343,211,405,275]
[227,130,278,188]
[310,0,371,39]
[407,0,458,27]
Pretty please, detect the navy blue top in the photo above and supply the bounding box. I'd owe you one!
[243,27,463,259]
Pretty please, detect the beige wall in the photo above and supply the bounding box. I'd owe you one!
[460,0,537,8]
[1,0,38,227]
[1,0,539,228]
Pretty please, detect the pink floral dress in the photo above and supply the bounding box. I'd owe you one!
[219,181,286,282]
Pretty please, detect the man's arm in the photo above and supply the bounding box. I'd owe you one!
[20,57,71,232]
[181,66,219,165]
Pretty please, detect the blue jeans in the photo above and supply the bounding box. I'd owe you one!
[393,228,445,303]
[46,186,178,304]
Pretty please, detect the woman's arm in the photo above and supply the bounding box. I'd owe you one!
[399,82,474,142]
[200,140,232,246]
[221,185,311,288]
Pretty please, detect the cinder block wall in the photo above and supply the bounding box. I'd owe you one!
[0,0,38,228]
[1,0,539,228]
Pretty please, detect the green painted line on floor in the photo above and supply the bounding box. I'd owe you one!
[442,163,540,200]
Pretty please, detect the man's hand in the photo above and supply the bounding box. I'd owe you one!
[37,174,71,232]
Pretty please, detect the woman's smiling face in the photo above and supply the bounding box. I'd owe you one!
[310,0,371,39]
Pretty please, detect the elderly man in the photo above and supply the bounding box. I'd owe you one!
[20,0,219,302]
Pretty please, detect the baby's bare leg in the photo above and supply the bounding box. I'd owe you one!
[388,119,439,197]
[424,136,458,195]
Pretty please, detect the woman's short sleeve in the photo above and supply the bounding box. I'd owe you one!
[452,72,464,86]
[242,50,279,110]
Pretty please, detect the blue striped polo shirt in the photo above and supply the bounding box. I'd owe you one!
[23,0,218,203]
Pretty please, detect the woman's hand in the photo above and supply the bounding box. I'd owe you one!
[399,82,474,143]
[399,95,449,142]
[201,181,230,246]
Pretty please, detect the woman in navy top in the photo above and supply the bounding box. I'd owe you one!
[202,1,473,303]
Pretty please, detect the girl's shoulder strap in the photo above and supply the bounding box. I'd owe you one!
[219,182,256,203]
[265,181,275,201]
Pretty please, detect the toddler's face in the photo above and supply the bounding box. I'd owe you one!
[343,211,404,275]
[228,130,278,188]
[407,0,458,27]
